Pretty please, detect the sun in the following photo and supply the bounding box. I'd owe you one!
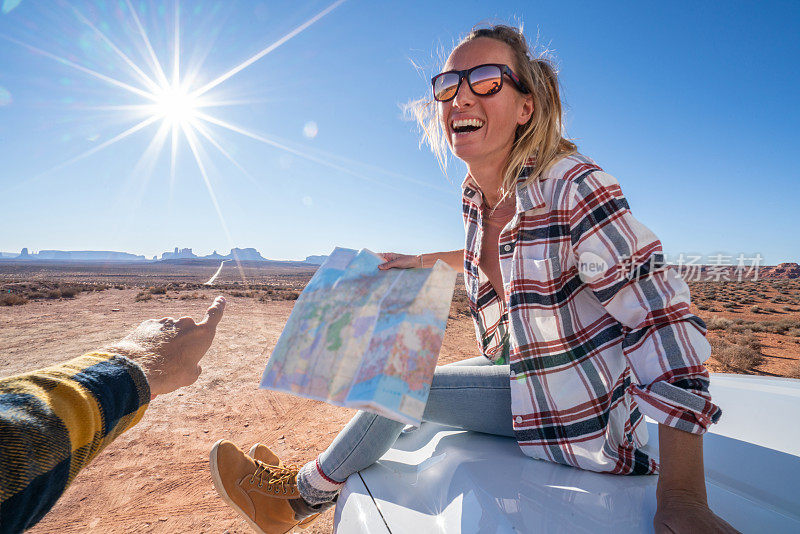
[151,84,200,128]
[0,0,348,195]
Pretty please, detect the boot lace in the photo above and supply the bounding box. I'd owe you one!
[249,461,300,494]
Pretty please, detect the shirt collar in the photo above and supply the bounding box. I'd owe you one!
[514,157,546,212]
[461,157,546,213]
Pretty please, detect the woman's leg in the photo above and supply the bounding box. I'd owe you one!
[295,356,511,505]
[418,356,513,436]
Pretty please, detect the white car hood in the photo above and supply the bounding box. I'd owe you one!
[335,374,800,533]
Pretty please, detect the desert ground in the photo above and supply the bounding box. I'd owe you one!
[1,260,799,533]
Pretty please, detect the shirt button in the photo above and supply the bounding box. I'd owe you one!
[502,244,512,253]
[515,416,523,424]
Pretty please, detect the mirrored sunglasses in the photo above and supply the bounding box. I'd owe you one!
[431,63,529,102]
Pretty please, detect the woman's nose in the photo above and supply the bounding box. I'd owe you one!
[452,80,475,108]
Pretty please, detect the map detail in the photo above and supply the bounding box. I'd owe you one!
[260,247,457,426]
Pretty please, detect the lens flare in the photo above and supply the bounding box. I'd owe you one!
[151,85,199,128]
[1,0,348,202]
[303,121,319,139]
[1,0,22,15]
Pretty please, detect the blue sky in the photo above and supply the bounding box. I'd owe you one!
[0,0,798,264]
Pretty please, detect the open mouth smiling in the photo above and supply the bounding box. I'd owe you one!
[451,117,485,135]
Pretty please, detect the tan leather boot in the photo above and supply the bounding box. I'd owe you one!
[210,440,318,534]
[248,443,321,531]
[248,443,281,466]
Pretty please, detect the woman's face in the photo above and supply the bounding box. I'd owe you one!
[439,37,533,169]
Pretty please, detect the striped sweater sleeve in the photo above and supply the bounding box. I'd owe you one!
[0,352,150,533]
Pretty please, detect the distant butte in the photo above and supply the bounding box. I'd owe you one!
[2,249,796,278]
[760,262,800,279]
[1,247,328,265]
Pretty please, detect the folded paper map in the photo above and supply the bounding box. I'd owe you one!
[259,247,457,426]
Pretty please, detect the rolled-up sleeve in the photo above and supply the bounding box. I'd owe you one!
[567,170,722,434]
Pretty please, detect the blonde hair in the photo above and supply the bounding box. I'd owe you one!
[405,24,576,198]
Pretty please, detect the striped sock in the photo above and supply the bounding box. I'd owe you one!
[295,458,345,506]
[288,493,338,520]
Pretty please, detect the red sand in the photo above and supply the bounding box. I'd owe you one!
[1,289,475,533]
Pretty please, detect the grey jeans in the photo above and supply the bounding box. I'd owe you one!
[318,356,514,482]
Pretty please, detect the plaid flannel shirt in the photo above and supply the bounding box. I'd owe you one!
[462,153,722,475]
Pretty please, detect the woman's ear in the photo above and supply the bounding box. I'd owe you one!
[518,95,534,125]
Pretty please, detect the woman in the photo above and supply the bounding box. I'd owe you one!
[209,25,735,533]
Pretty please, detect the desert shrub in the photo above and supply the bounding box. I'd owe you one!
[706,317,733,331]
[283,291,300,300]
[114,284,125,290]
[60,287,77,298]
[710,339,762,371]
[750,305,762,314]
[134,291,152,302]
[787,327,800,338]
[1,294,27,306]
[229,290,259,298]
[149,286,167,295]
[47,289,62,299]
[179,292,203,300]
[763,318,800,335]
[727,333,762,352]
[787,359,800,380]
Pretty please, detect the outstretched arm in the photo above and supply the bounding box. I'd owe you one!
[378,249,464,273]
[0,296,225,533]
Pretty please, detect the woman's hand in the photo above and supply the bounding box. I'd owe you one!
[378,250,465,272]
[106,296,226,398]
[655,424,739,533]
[654,490,739,533]
[378,252,421,270]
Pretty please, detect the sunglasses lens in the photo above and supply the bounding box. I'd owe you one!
[433,72,460,101]
[468,65,503,95]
